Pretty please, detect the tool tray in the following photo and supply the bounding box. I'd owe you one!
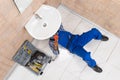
[13,40,51,75]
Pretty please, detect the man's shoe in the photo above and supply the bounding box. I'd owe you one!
[92,65,103,73]
[101,35,109,41]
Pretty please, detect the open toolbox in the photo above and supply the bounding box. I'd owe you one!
[13,40,52,75]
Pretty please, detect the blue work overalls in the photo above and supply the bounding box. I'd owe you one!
[58,28,102,67]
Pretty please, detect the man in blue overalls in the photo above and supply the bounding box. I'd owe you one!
[49,24,109,73]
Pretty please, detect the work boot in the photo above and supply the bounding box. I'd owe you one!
[101,35,109,41]
[92,65,103,73]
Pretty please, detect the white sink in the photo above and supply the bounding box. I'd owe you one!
[25,5,61,40]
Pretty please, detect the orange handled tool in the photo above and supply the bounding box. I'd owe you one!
[53,34,59,50]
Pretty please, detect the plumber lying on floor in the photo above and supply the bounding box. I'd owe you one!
[49,24,109,73]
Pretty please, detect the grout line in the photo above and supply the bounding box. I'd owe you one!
[105,39,120,63]
[80,41,102,74]
[93,41,102,55]
[72,18,83,33]
[80,65,87,73]
[59,56,74,80]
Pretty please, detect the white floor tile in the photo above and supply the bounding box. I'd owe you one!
[94,63,120,80]
[41,48,74,80]
[58,5,71,19]
[101,65,120,80]
[107,40,120,68]
[59,55,86,80]
[49,48,74,68]
[59,70,82,80]
[93,32,119,65]
[79,63,116,80]
[84,40,101,54]
[32,39,49,50]
[41,65,66,80]
[58,6,82,33]
[73,19,94,34]
[7,64,43,80]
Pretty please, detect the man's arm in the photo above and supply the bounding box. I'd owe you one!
[49,24,65,55]
[49,34,59,55]
[58,24,65,31]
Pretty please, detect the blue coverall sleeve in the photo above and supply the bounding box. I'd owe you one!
[59,24,65,31]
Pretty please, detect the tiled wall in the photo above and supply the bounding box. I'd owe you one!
[62,0,120,37]
[0,0,61,79]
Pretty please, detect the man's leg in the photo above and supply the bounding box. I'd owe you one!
[72,46,102,73]
[72,46,96,67]
[77,28,108,47]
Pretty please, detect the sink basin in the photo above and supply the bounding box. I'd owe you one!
[25,5,61,40]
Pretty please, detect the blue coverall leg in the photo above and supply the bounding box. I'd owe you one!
[71,28,102,67]
[77,28,102,47]
[58,28,102,68]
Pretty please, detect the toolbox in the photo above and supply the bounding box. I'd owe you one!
[13,40,52,75]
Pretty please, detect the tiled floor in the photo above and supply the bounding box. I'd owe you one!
[5,5,120,80]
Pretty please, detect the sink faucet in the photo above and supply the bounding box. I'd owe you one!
[35,14,42,20]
